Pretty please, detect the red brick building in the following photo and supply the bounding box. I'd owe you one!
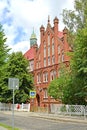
[24,17,71,109]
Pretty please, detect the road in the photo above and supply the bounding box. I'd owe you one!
[0,111,87,130]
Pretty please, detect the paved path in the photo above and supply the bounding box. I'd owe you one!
[2,111,87,123]
[0,111,87,130]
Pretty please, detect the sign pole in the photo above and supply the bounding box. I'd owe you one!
[12,82,14,130]
[8,78,19,130]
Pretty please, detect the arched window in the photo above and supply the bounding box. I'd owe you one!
[48,35,50,45]
[44,42,46,57]
[58,45,60,54]
[44,58,46,67]
[50,70,56,81]
[44,88,48,98]
[48,56,50,66]
[48,45,50,56]
[52,38,54,55]
[37,73,41,84]
[43,71,48,82]
[52,55,55,64]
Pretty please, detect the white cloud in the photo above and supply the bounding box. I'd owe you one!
[0,0,75,54]
[9,40,30,54]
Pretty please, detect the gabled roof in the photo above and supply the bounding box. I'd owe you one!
[24,47,34,60]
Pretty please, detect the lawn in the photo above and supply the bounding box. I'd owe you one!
[0,123,20,130]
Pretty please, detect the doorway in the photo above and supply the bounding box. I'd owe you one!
[36,94,40,106]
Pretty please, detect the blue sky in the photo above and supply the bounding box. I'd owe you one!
[0,0,74,53]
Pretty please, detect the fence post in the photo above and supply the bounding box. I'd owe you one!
[84,106,86,120]
[22,103,23,111]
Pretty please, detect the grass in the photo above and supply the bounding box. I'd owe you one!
[0,123,20,130]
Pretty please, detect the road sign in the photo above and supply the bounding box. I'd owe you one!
[8,78,19,130]
[30,90,36,98]
[8,78,19,90]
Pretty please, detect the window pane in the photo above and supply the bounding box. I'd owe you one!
[44,58,46,67]
[48,35,50,45]
[48,57,50,66]
[48,46,50,56]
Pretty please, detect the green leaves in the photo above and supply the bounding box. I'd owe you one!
[49,0,87,105]
[6,52,34,103]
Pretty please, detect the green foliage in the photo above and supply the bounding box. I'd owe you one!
[61,0,87,104]
[48,64,70,100]
[1,52,34,103]
[49,0,87,105]
[0,123,20,130]
[0,24,10,102]
[62,0,87,32]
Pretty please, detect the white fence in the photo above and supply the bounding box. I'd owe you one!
[0,102,30,112]
[50,104,87,117]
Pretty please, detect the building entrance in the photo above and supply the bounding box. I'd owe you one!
[36,94,40,106]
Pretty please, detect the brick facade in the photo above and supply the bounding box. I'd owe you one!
[24,17,71,110]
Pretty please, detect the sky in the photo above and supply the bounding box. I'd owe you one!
[0,0,74,54]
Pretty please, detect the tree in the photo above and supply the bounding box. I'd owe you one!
[2,52,34,103]
[62,0,87,46]
[48,64,70,101]
[62,0,87,32]
[48,0,87,105]
[61,0,87,104]
[0,24,10,102]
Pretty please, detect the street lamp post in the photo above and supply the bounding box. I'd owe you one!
[8,78,19,130]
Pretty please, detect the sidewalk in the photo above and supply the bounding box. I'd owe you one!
[3,111,87,124]
[29,112,87,124]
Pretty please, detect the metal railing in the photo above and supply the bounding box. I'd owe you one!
[50,104,87,117]
[0,102,30,112]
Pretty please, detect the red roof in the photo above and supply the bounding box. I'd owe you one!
[24,31,63,61]
[58,31,63,38]
[24,47,34,60]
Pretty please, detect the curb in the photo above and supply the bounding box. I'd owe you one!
[1,111,87,124]
[29,113,87,124]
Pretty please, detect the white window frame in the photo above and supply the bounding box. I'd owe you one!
[37,73,41,84]
[43,72,48,82]
[44,58,46,67]
[44,88,48,98]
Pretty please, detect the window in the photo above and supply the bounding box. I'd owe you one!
[44,88,48,98]
[48,45,50,56]
[29,60,34,71]
[44,47,46,57]
[52,38,54,55]
[58,45,60,54]
[48,35,50,45]
[52,55,55,64]
[43,72,48,82]
[62,51,64,62]
[44,58,46,67]
[52,43,54,55]
[38,61,41,68]
[50,70,56,81]
[37,73,41,84]
[44,43,46,57]
[48,56,50,66]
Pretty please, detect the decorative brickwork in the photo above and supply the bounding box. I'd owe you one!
[24,17,71,110]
